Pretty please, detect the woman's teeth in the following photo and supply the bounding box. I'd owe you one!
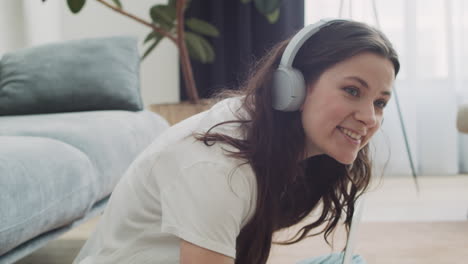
[339,127,362,141]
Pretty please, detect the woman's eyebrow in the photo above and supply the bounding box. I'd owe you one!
[344,76,392,96]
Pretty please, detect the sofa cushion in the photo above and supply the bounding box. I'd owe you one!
[0,110,169,256]
[0,136,98,255]
[0,110,169,199]
[0,36,143,116]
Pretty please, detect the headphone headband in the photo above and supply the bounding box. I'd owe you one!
[279,18,347,68]
[272,18,349,111]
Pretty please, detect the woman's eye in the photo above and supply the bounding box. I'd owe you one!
[344,87,359,97]
[375,100,387,109]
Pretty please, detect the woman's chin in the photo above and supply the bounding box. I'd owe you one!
[331,153,358,165]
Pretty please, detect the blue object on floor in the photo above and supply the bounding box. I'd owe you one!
[297,253,367,264]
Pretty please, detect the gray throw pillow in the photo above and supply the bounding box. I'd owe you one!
[0,36,143,115]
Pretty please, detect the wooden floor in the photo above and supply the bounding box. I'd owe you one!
[16,175,468,264]
[269,221,468,264]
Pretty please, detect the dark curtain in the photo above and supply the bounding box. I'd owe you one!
[181,0,305,100]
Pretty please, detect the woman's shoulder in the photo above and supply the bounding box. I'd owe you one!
[126,96,252,183]
[158,134,243,172]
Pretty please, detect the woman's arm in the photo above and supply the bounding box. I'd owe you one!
[180,240,234,264]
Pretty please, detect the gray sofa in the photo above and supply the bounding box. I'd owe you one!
[0,37,170,263]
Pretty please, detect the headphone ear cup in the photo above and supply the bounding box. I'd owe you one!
[272,67,306,111]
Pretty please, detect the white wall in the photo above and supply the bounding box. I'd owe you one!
[0,0,179,106]
[0,1,26,54]
[22,0,62,46]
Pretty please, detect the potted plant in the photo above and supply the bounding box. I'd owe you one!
[45,0,281,123]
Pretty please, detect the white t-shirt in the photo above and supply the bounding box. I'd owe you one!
[73,97,258,264]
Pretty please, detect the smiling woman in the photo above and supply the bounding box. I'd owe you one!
[301,52,395,164]
[73,19,399,264]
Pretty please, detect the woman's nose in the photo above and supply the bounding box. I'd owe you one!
[355,103,378,127]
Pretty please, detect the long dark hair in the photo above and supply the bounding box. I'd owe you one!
[197,20,400,264]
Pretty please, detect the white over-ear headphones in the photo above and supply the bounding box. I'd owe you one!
[271,18,348,111]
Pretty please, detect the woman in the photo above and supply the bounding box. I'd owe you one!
[74,19,399,264]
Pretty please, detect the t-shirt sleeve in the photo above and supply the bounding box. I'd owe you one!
[159,161,253,259]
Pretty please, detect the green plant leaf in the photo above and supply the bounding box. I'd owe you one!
[143,30,163,44]
[265,8,280,24]
[141,36,163,60]
[185,32,215,64]
[150,4,176,29]
[144,31,156,44]
[112,0,122,8]
[67,0,86,13]
[240,0,252,3]
[254,0,280,16]
[185,18,219,37]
